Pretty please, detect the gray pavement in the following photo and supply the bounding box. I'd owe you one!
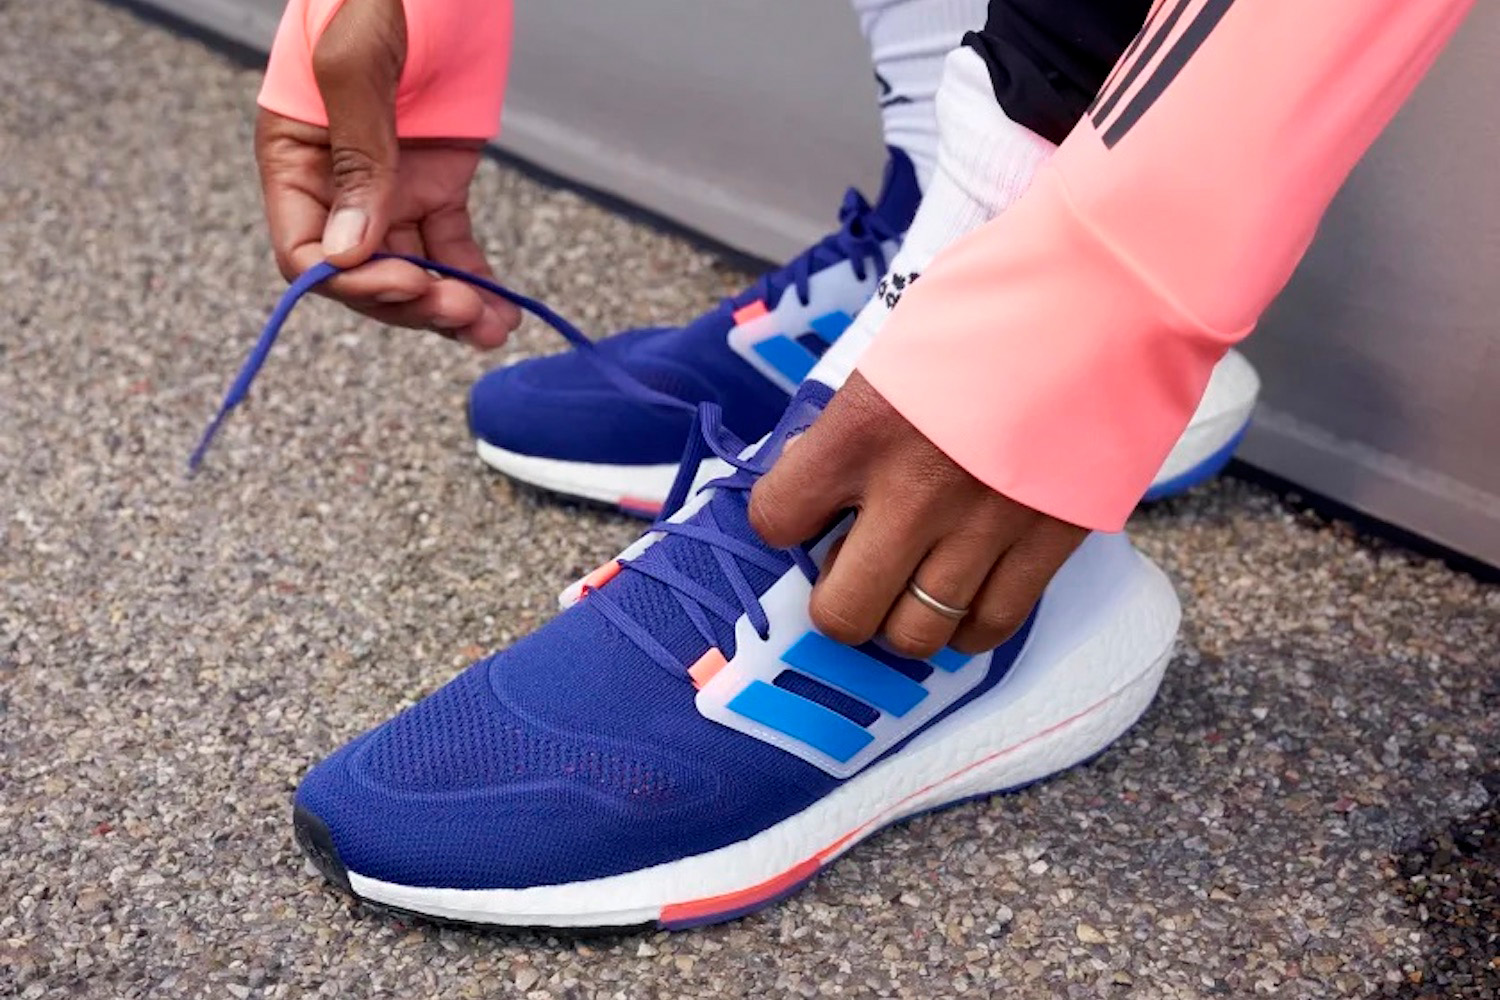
[2,2,1497,997]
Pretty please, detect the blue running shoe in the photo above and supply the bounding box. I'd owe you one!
[293,381,1180,929]
[193,259,1180,930]
[467,148,922,518]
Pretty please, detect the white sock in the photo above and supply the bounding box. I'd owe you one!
[810,46,1056,389]
[850,0,989,189]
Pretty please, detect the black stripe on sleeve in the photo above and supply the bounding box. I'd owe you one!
[1102,0,1238,147]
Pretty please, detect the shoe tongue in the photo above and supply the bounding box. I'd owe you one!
[750,379,835,467]
[872,145,921,232]
[604,495,786,666]
[726,150,918,316]
[597,381,836,668]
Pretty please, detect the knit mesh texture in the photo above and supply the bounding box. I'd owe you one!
[300,609,840,889]
[299,389,843,890]
[468,311,791,464]
[358,665,680,801]
[612,496,785,662]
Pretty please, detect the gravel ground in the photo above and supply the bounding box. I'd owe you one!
[1395,774,1500,998]
[2,2,1497,998]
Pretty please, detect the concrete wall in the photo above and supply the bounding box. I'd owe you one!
[134,0,1499,565]
[1237,14,1499,565]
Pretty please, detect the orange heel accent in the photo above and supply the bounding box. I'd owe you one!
[688,648,728,689]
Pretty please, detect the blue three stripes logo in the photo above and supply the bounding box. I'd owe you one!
[1089,0,1238,148]
[748,311,854,384]
[722,632,972,764]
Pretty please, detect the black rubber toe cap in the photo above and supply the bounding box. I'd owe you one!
[293,802,353,897]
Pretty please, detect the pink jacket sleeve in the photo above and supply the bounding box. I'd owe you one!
[858,0,1475,531]
[258,0,512,139]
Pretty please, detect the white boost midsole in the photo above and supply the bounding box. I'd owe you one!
[1152,348,1260,482]
[346,533,1180,926]
[474,440,685,510]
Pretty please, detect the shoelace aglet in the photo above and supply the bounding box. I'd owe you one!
[187,261,341,473]
[186,410,229,474]
[187,373,255,474]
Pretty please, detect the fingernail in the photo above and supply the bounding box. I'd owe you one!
[374,290,416,304]
[322,208,367,256]
[430,316,467,331]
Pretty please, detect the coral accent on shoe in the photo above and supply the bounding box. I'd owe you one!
[688,648,728,690]
[579,560,622,596]
[731,301,769,326]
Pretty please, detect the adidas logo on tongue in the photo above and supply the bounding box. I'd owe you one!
[754,381,835,466]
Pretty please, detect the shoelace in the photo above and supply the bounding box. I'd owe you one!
[732,188,899,311]
[584,403,823,681]
[191,254,818,683]
[188,255,691,472]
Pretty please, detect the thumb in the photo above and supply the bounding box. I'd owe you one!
[311,0,406,267]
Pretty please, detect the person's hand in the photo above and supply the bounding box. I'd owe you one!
[750,372,1088,657]
[254,0,519,346]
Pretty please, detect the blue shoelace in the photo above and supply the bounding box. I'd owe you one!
[587,428,821,680]
[192,255,818,683]
[732,188,899,311]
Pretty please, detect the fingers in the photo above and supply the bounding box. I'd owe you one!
[272,217,502,341]
[311,0,407,266]
[255,3,507,348]
[750,375,895,548]
[950,523,1085,654]
[879,532,1006,659]
[749,402,913,647]
[257,112,338,284]
[750,371,1083,662]
[284,241,432,305]
[807,506,932,649]
[381,222,427,261]
[374,220,511,343]
[420,207,522,348]
[356,279,489,332]
[749,429,855,550]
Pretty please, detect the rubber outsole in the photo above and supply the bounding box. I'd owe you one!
[293,803,352,895]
